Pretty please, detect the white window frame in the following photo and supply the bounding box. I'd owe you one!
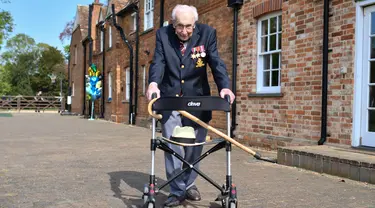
[257,11,282,94]
[100,30,104,52]
[126,68,130,101]
[144,0,154,31]
[108,26,112,48]
[131,12,137,32]
[108,72,112,100]
[353,0,375,147]
[142,65,146,95]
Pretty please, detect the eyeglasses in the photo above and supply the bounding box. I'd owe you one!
[174,24,195,31]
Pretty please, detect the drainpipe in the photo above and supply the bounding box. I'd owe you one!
[112,4,134,125]
[88,4,94,118]
[160,0,164,27]
[318,0,329,145]
[229,3,242,138]
[82,43,87,116]
[134,7,139,124]
[99,23,106,118]
[82,41,87,116]
[67,47,71,113]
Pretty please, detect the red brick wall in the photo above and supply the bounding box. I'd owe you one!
[70,27,85,115]
[235,0,356,149]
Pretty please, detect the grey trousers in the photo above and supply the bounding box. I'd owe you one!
[162,111,208,197]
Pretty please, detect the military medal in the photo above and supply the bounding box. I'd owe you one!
[196,46,201,58]
[191,48,196,59]
[200,45,206,57]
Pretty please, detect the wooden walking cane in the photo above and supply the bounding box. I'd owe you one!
[148,97,277,163]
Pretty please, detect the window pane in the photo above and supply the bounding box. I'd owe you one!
[271,70,279,86]
[369,110,375,132]
[263,71,270,87]
[372,37,375,59]
[263,55,270,70]
[370,61,375,83]
[370,86,375,107]
[278,16,282,32]
[272,53,280,69]
[270,17,277,33]
[270,34,277,51]
[261,37,268,52]
[262,20,268,35]
[278,33,282,50]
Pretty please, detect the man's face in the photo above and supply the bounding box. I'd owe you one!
[174,11,195,42]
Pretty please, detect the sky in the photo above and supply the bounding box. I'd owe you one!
[1,0,106,53]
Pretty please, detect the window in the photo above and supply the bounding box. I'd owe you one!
[142,65,146,95]
[126,68,130,101]
[74,45,77,65]
[144,0,154,30]
[108,72,112,100]
[108,26,112,48]
[131,12,136,32]
[72,82,75,96]
[100,30,103,52]
[257,12,282,93]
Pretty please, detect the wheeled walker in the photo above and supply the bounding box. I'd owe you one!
[143,94,238,208]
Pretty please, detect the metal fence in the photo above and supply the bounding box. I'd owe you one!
[0,96,64,113]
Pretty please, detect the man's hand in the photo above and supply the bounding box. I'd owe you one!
[220,88,235,104]
[146,82,160,101]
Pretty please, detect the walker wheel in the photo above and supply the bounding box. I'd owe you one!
[144,202,155,208]
[222,198,237,208]
[142,184,149,204]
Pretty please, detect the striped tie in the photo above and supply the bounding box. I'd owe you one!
[180,42,186,56]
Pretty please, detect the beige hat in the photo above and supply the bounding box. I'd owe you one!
[172,126,195,139]
[160,126,205,146]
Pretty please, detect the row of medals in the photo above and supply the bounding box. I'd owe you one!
[191,51,206,59]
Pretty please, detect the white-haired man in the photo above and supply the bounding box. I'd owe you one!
[147,4,235,207]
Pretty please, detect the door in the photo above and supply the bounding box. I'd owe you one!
[361,5,375,147]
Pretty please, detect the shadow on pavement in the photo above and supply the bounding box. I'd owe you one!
[108,171,168,207]
[108,171,222,207]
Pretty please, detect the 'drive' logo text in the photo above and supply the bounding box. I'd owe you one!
[187,101,201,107]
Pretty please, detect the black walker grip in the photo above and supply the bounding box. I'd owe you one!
[152,93,157,99]
[224,94,231,103]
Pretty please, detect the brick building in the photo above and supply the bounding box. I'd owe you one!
[68,0,375,150]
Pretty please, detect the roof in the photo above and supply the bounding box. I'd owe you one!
[106,0,130,17]
[116,2,138,17]
[72,5,89,39]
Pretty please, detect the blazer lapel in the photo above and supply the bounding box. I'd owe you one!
[182,26,200,62]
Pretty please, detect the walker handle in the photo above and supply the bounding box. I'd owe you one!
[224,94,230,103]
[152,93,157,99]
[148,93,162,120]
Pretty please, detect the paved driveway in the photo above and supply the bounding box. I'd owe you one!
[1,113,375,208]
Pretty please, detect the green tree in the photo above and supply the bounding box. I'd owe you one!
[0,64,11,95]
[32,45,66,96]
[1,34,38,95]
[0,0,13,49]
[1,34,66,96]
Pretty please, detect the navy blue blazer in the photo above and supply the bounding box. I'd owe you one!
[149,23,230,125]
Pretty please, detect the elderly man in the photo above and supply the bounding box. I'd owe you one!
[147,4,235,207]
